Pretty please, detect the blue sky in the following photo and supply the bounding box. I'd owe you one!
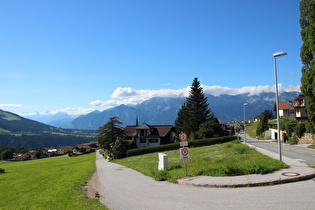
[0,0,302,116]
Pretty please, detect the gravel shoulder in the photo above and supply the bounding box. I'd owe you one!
[82,170,99,199]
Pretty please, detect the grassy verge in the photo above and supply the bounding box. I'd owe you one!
[308,144,315,149]
[0,153,107,210]
[113,141,287,183]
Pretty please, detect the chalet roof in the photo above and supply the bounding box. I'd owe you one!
[295,95,305,101]
[276,102,295,111]
[123,124,174,138]
[13,153,28,158]
[75,144,92,149]
[136,123,153,130]
[154,125,173,137]
[279,102,290,110]
[124,126,137,137]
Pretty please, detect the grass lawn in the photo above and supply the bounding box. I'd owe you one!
[308,144,315,149]
[113,141,287,183]
[0,153,107,210]
[246,122,259,138]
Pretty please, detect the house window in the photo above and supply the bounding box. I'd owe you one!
[140,130,146,137]
[149,139,158,143]
[140,138,146,143]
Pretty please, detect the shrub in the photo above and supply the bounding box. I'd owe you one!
[150,170,170,181]
[305,122,315,133]
[281,118,297,137]
[294,123,306,138]
[1,150,13,160]
[288,135,299,145]
[0,168,5,173]
[126,136,237,157]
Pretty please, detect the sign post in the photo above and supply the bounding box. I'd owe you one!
[179,132,189,176]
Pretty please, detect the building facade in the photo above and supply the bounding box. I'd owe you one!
[124,123,176,147]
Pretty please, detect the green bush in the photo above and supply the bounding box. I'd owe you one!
[294,123,306,138]
[1,150,13,160]
[126,136,236,157]
[281,118,297,137]
[0,168,5,173]
[305,122,315,133]
[288,135,299,145]
[150,170,170,181]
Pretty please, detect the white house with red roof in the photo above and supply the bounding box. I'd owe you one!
[124,123,176,147]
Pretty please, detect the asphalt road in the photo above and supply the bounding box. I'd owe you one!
[96,151,315,210]
[239,133,315,167]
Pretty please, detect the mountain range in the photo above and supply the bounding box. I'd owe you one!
[0,109,95,149]
[25,91,302,130]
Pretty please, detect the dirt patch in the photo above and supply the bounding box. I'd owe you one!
[82,170,99,199]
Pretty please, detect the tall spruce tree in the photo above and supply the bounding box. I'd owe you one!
[300,0,315,123]
[175,78,220,138]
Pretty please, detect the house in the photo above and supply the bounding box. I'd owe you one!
[276,102,296,119]
[294,95,308,122]
[57,146,74,155]
[13,153,29,161]
[73,144,93,153]
[124,123,176,147]
[47,148,57,156]
[269,95,308,141]
[274,95,308,122]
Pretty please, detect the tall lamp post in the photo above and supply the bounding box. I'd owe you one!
[243,103,248,144]
[273,51,287,161]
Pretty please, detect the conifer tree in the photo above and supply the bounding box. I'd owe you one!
[97,116,124,151]
[175,78,221,138]
[300,0,315,123]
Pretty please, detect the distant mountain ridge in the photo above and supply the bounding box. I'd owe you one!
[0,109,95,149]
[53,91,301,130]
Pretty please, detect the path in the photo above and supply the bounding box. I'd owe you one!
[95,151,315,210]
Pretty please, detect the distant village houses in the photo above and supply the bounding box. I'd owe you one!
[268,95,308,141]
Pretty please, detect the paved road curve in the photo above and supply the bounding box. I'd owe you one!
[240,133,315,166]
[96,151,315,210]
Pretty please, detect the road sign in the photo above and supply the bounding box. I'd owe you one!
[180,147,189,159]
[182,159,190,164]
[179,132,188,141]
[180,141,188,147]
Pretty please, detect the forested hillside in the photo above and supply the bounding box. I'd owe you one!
[0,109,95,149]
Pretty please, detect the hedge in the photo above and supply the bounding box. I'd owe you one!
[126,136,237,157]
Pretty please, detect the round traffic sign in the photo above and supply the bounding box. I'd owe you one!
[179,132,188,141]
[181,147,189,156]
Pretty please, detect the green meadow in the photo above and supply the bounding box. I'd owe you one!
[0,153,107,210]
[113,141,287,183]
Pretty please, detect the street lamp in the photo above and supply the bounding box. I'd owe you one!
[273,51,287,161]
[243,103,249,144]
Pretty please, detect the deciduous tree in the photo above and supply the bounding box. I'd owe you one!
[1,150,13,160]
[256,110,273,137]
[300,0,315,123]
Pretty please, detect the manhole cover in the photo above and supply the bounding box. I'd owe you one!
[281,172,300,177]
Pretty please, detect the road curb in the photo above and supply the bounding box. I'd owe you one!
[177,172,315,188]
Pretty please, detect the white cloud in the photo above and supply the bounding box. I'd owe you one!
[90,84,301,109]
[0,104,22,107]
[21,108,95,116]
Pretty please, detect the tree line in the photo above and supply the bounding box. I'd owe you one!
[97,78,227,159]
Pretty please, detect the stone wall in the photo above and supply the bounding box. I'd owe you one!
[298,133,315,144]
